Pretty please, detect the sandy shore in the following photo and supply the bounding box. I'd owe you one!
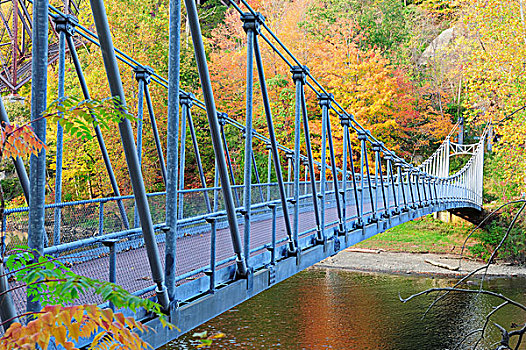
[315,248,526,278]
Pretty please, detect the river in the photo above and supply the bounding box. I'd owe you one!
[162,268,526,349]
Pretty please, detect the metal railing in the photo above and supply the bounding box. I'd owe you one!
[0,0,488,337]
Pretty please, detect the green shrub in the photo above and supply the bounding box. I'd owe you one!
[469,211,526,264]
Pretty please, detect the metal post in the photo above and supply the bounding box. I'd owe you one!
[144,81,168,184]
[251,152,265,203]
[27,0,48,314]
[421,174,428,206]
[426,175,434,205]
[134,68,145,165]
[53,25,66,246]
[135,66,169,184]
[266,143,272,202]
[89,0,169,309]
[415,171,423,207]
[487,124,493,152]
[303,159,309,196]
[362,135,377,222]
[432,178,439,205]
[292,65,302,246]
[340,114,348,226]
[407,166,416,208]
[214,159,219,211]
[102,239,118,310]
[357,131,366,220]
[458,116,464,145]
[346,126,362,227]
[444,138,450,178]
[219,114,241,207]
[375,145,388,218]
[60,16,130,230]
[253,27,296,254]
[319,94,328,239]
[268,203,277,265]
[372,145,381,215]
[320,94,344,234]
[388,155,396,214]
[286,151,294,198]
[164,0,181,303]
[385,155,396,214]
[185,0,247,276]
[293,65,323,243]
[133,68,145,228]
[98,201,105,236]
[205,217,217,293]
[185,97,212,212]
[177,98,188,220]
[395,160,407,212]
[241,13,256,269]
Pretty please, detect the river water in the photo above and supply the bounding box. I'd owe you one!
[163,269,526,349]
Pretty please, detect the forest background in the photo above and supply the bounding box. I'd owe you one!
[1,0,525,258]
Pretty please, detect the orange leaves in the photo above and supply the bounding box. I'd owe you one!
[0,123,47,161]
[0,305,151,350]
[208,0,453,165]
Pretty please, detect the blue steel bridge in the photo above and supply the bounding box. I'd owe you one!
[0,0,489,347]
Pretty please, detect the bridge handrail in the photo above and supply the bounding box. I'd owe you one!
[228,0,490,187]
[37,0,486,210]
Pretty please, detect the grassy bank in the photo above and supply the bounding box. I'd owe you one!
[356,215,476,254]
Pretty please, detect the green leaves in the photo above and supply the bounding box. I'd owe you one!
[45,96,137,141]
[3,248,174,329]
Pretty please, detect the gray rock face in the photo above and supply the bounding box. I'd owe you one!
[418,27,457,65]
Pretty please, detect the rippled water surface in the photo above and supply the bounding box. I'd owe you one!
[163,269,526,349]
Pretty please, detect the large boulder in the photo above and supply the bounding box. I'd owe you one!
[418,27,457,65]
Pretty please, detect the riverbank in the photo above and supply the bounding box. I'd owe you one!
[316,249,526,278]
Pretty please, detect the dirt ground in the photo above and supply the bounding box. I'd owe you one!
[315,248,526,278]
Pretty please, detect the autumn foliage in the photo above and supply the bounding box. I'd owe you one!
[0,123,46,161]
[9,0,520,201]
[11,0,457,204]
[208,0,453,169]
[453,0,526,198]
[1,304,150,350]
[0,248,174,349]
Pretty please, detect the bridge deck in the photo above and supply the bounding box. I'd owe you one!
[7,182,480,349]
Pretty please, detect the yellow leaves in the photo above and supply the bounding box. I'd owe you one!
[210,333,226,340]
[0,305,151,350]
[69,321,81,342]
[101,308,114,323]
[193,331,226,348]
[457,0,526,193]
[54,325,68,345]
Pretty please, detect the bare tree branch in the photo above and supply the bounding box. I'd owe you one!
[402,201,526,349]
[421,201,526,319]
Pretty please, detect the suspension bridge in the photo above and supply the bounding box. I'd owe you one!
[0,0,489,347]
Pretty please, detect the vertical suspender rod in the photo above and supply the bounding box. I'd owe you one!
[185,0,247,275]
[89,0,169,309]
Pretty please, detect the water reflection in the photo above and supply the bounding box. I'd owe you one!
[163,269,526,349]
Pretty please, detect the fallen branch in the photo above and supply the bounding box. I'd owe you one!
[345,248,384,254]
[424,259,459,271]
